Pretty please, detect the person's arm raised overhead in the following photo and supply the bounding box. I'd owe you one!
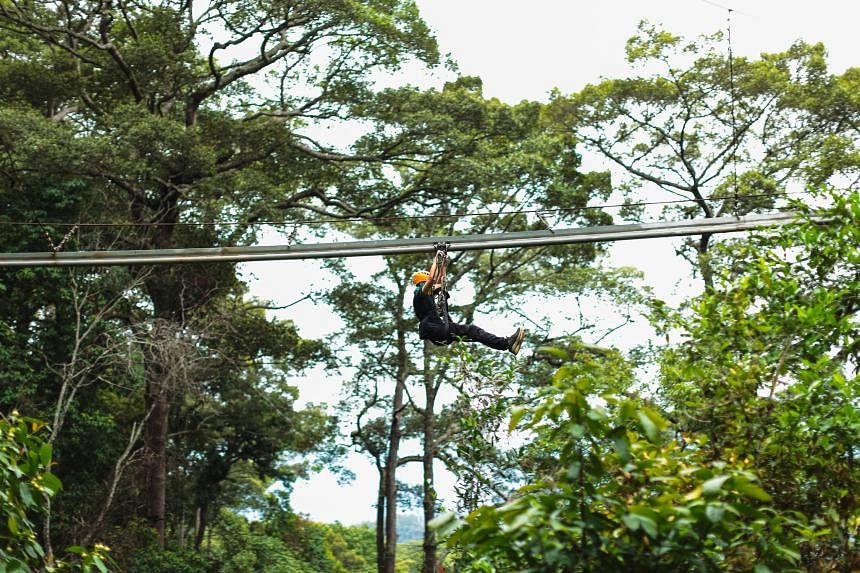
[422,249,446,295]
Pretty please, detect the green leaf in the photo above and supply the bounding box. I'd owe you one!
[622,512,658,538]
[92,555,108,573]
[774,544,801,562]
[38,444,52,468]
[612,431,630,464]
[644,407,668,430]
[66,545,87,555]
[619,400,637,420]
[702,475,730,496]
[621,513,640,531]
[41,472,62,495]
[3,556,33,573]
[505,506,539,532]
[8,514,19,535]
[705,504,725,523]
[428,511,461,538]
[639,516,658,539]
[536,346,569,359]
[508,406,527,432]
[19,483,34,508]
[754,565,772,573]
[638,411,658,441]
[736,481,773,502]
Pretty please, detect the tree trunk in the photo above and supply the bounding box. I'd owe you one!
[141,267,182,547]
[376,468,386,573]
[421,341,438,573]
[698,232,714,290]
[382,284,409,573]
[382,365,406,573]
[194,503,208,550]
[143,401,167,545]
[140,201,182,548]
[143,338,170,547]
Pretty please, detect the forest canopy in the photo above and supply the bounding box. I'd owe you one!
[0,2,857,572]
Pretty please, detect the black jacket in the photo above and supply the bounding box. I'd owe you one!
[412,282,448,322]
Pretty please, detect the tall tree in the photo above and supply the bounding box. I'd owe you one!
[782,65,860,187]
[546,23,835,286]
[326,76,622,572]
[0,0,443,545]
[656,189,859,569]
[163,294,335,549]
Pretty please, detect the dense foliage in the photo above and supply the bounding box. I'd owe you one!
[657,192,860,569]
[0,411,109,572]
[442,353,801,571]
[0,1,857,570]
[115,504,421,573]
[438,195,858,571]
[1,412,61,570]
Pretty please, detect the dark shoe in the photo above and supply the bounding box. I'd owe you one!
[508,327,526,355]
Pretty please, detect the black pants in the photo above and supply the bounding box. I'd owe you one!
[418,313,509,351]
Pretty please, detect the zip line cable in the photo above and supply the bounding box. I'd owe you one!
[726,7,741,216]
[697,0,753,18]
[0,7,804,269]
[0,212,804,267]
[0,189,810,230]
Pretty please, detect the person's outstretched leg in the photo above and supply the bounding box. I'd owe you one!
[449,322,524,353]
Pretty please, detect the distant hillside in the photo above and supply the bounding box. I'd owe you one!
[361,513,424,542]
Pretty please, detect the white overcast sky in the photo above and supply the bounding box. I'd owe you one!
[418,0,857,103]
[244,0,859,525]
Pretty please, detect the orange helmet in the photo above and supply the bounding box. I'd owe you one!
[411,270,431,285]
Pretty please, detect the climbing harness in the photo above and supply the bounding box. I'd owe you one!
[429,241,452,346]
[432,241,450,324]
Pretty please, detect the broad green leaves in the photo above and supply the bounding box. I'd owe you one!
[440,197,858,570]
[0,411,110,572]
[1,412,57,568]
[656,190,859,568]
[443,350,800,572]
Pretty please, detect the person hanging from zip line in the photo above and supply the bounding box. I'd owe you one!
[411,243,526,354]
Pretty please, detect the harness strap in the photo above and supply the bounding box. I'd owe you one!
[432,243,450,327]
